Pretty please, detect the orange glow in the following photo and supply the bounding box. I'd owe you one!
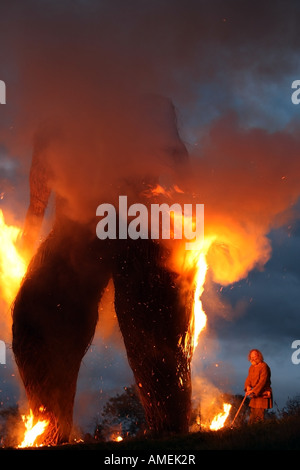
[190,251,208,350]
[177,238,214,355]
[18,409,50,448]
[0,209,28,305]
[191,399,232,432]
[209,403,232,431]
[143,183,184,199]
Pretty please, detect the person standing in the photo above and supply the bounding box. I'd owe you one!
[244,349,273,424]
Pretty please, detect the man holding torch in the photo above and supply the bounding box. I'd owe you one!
[244,349,273,424]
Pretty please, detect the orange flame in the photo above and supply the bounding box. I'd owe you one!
[0,209,28,305]
[143,183,184,199]
[190,251,208,351]
[0,211,49,447]
[1,188,233,440]
[209,403,232,431]
[18,409,50,448]
[179,238,214,354]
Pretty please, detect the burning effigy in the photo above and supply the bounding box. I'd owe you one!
[7,94,204,445]
[0,92,233,447]
[1,0,300,450]
[1,90,300,445]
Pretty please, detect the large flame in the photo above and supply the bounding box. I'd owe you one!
[0,209,28,305]
[146,185,232,431]
[209,403,232,431]
[0,211,50,447]
[18,409,50,448]
[190,250,208,351]
[0,192,233,441]
[187,245,233,431]
[178,237,213,355]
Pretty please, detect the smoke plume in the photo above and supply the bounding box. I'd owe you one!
[1,0,300,419]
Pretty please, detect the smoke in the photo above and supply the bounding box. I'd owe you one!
[1,3,299,142]
[0,0,299,329]
[0,4,299,299]
[1,0,300,427]
[185,114,300,285]
[0,0,299,218]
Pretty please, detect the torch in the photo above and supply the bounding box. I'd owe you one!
[230,395,247,428]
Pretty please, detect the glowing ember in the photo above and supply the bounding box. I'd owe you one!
[109,433,123,442]
[0,209,28,305]
[18,409,50,448]
[209,403,232,431]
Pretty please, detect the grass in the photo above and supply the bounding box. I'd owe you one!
[5,415,300,451]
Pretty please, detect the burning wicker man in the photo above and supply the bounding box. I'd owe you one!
[11,94,195,444]
[244,349,273,424]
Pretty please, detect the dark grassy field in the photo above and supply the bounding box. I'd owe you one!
[4,415,300,451]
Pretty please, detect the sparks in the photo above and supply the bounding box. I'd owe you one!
[0,209,28,305]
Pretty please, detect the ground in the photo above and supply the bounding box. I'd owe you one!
[2,416,300,451]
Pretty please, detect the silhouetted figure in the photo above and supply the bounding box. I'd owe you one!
[12,95,193,443]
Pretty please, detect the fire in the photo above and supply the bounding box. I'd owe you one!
[180,238,213,354]
[18,409,50,448]
[143,183,211,353]
[190,251,208,350]
[109,431,123,442]
[143,183,184,199]
[1,183,231,442]
[209,403,232,431]
[191,400,232,432]
[0,210,48,447]
[0,209,28,305]
[178,235,234,432]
